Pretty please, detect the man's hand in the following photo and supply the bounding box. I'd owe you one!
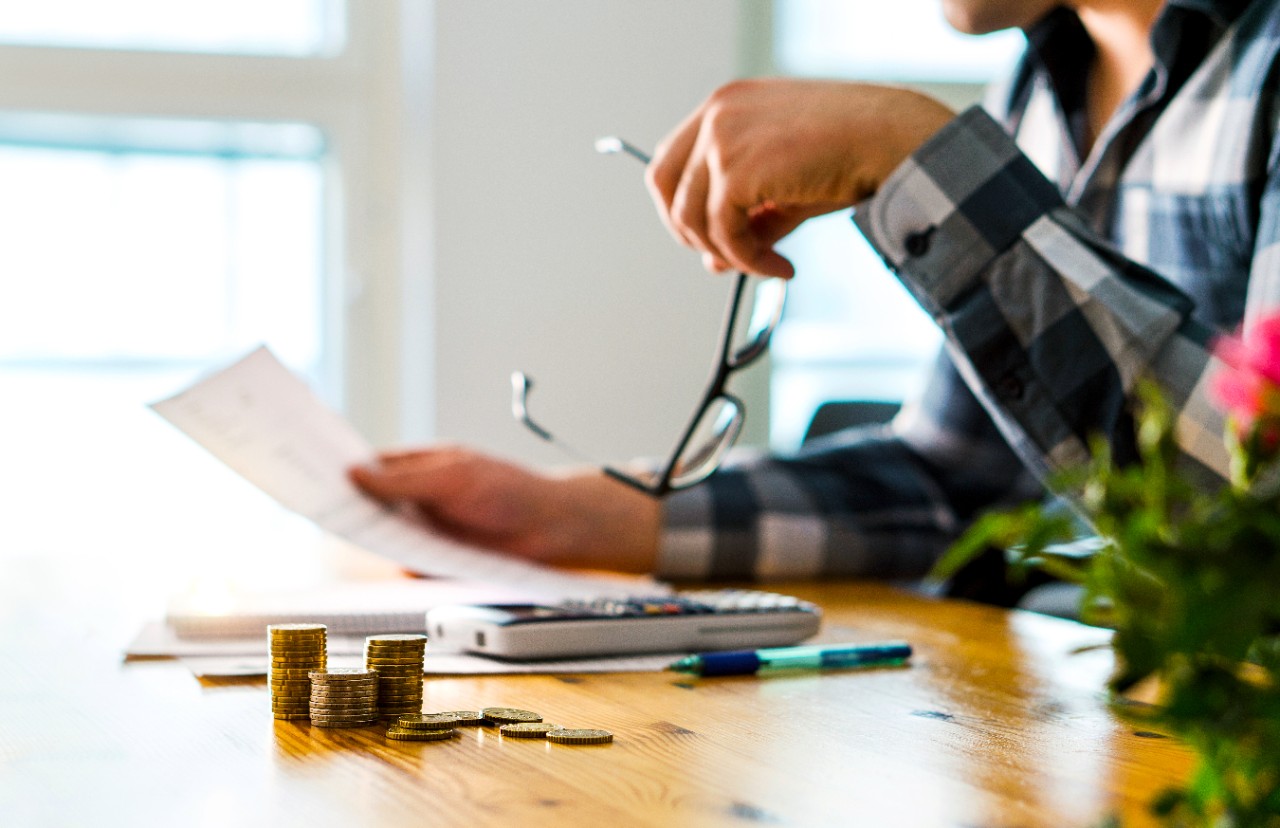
[349,447,661,574]
[647,78,954,278]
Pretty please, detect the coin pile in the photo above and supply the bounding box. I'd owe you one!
[382,707,613,746]
[364,634,427,719]
[309,667,379,728]
[268,623,328,721]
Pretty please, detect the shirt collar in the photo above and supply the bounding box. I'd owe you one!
[1019,1,1254,161]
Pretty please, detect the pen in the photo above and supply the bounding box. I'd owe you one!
[667,641,912,677]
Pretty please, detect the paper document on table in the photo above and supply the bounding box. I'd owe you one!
[149,347,651,598]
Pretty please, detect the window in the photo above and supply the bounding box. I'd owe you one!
[0,4,430,580]
[0,120,323,368]
[0,0,340,55]
[768,0,1024,449]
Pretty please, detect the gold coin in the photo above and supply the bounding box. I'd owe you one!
[376,688,424,699]
[309,668,377,681]
[366,665,419,675]
[374,668,421,676]
[313,712,379,722]
[365,634,427,644]
[395,714,460,731]
[386,727,454,741]
[500,723,558,738]
[309,677,377,687]
[268,623,327,633]
[309,682,378,693]
[312,701,377,710]
[273,712,311,720]
[270,667,321,676]
[433,710,485,726]
[546,728,613,745]
[481,707,541,725]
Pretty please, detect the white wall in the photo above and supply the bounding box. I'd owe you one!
[423,1,755,466]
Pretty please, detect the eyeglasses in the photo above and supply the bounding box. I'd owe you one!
[511,137,788,497]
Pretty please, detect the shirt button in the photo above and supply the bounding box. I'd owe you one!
[904,226,935,257]
[997,373,1025,401]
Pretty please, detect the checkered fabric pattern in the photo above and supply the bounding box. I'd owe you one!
[657,0,1280,582]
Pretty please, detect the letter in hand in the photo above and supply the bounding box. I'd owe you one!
[349,447,661,574]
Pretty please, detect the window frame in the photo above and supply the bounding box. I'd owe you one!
[0,1,435,445]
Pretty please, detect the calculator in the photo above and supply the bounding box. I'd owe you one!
[425,590,822,659]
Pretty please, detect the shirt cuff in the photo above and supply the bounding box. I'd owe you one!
[853,105,1065,317]
[654,483,718,581]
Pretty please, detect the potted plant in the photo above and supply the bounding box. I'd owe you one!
[939,318,1280,826]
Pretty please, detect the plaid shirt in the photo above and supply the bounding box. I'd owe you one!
[657,0,1280,582]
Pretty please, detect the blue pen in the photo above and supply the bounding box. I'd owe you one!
[668,641,912,677]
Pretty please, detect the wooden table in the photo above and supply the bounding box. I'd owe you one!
[0,568,1191,827]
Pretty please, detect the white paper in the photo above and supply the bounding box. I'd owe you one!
[127,621,678,676]
[178,651,678,678]
[149,347,655,598]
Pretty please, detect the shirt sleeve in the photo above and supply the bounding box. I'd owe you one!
[656,348,1043,582]
[655,103,1276,583]
[853,105,1233,486]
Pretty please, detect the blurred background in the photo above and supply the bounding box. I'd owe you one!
[0,1,1022,609]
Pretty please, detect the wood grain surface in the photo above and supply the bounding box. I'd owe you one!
[0,562,1191,827]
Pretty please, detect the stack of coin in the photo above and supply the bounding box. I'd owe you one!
[364,634,427,719]
[385,713,460,742]
[308,667,379,728]
[268,623,327,721]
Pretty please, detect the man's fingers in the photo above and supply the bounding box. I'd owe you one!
[349,453,463,503]
[670,154,715,256]
[707,182,795,279]
[646,106,706,244]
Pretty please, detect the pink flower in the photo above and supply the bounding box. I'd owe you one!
[1210,313,1280,430]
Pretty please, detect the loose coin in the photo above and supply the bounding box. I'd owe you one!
[481,707,542,725]
[546,728,613,745]
[434,710,485,726]
[500,722,558,738]
[396,714,460,731]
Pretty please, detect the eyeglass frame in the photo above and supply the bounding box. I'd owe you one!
[511,137,788,497]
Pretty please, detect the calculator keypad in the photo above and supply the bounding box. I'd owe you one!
[558,590,815,618]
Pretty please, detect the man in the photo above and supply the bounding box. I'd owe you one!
[352,0,1280,586]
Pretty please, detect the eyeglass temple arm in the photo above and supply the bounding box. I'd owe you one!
[594,136,651,165]
[511,371,663,494]
[510,371,555,442]
[645,271,749,487]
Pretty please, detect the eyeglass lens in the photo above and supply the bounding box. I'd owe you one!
[667,394,744,488]
[728,275,788,369]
